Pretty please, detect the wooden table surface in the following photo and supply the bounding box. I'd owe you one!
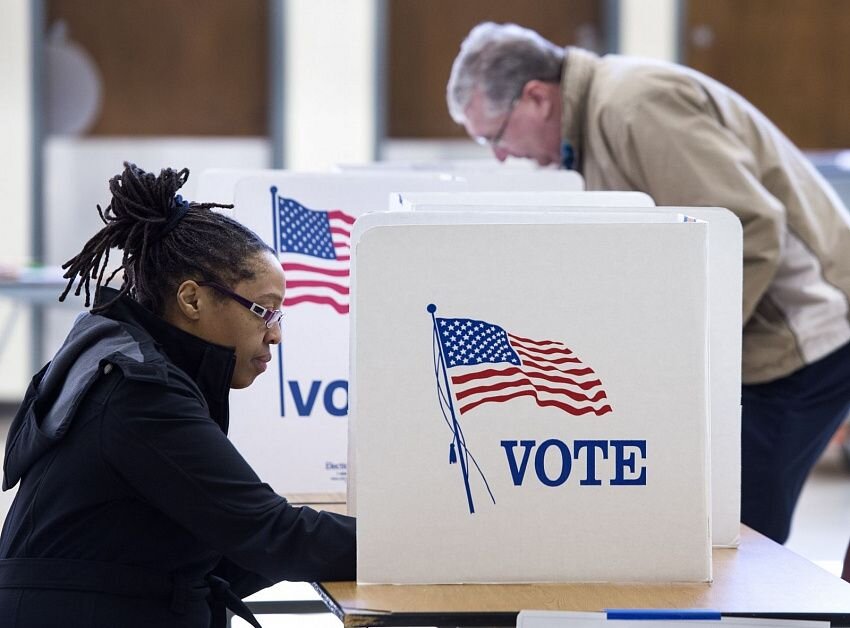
[286,492,347,515]
[315,526,850,627]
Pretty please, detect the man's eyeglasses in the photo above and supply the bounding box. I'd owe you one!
[198,281,284,329]
[474,97,519,148]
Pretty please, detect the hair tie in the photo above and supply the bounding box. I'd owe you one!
[157,194,191,239]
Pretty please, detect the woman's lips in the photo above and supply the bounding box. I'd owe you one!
[252,354,271,373]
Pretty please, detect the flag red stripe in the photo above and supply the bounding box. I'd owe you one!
[510,342,569,354]
[450,366,601,390]
[282,262,349,277]
[453,376,608,404]
[516,359,593,375]
[285,280,349,295]
[459,389,613,416]
[328,210,356,224]
[508,333,571,350]
[511,344,574,357]
[515,348,581,365]
[330,227,352,238]
[284,294,349,314]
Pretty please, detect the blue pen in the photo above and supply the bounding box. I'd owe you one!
[606,609,722,621]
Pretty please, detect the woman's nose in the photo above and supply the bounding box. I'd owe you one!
[265,323,282,345]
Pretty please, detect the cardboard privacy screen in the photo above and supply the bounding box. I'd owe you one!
[392,190,655,211]
[351,211,712,584]
[226,172,471,492]
[388,194,743,548]
[214,169,587,494]
[335,161,585,191]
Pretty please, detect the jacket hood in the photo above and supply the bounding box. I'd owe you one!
[2,287,235,490]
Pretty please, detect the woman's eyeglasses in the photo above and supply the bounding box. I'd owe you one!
[198,281,283,329]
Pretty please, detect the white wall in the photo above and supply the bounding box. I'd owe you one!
[41,137,271,367]
[0,2,33,400]
[618,0,679,61]
[0,5,31,258]
[43,137,271,266]
[283,0,379,170]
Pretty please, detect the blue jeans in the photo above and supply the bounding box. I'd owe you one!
[741,339,850,544]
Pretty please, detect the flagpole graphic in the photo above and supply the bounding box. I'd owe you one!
[270,187,355,417]
[429,304,476,513]
[430,305,613,514]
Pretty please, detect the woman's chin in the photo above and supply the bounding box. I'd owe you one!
[230,372,258,389]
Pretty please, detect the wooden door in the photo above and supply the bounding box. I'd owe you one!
[684,0,850,149]
[46,0,269,136]
[387,0,607,138]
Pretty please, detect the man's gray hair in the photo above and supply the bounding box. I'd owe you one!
[447,22,565,124]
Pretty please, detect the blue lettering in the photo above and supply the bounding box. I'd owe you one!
[610,440,647,485]
[323,380,348,416]
[288,380,321,416]
[534,439,572,487]
[573,440,608,486]
[285,380,349,417]
[500,440,536,486]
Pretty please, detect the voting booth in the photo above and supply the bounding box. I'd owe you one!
[350,209,729,584]
[392,190,656,211]
[334,158,536,172]
[386,191,743,549]
[197,169,584,494]
[196,167,585,204]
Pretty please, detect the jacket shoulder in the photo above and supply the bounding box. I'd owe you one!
[1,314,177,490]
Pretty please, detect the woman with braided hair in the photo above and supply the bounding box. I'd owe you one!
[0,163,355,627]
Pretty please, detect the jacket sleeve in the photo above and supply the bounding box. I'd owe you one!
[211,557,274,598]
[99,372,356,583]
[602,76,785,325]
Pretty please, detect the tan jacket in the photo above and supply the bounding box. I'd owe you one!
[561,47,850,384]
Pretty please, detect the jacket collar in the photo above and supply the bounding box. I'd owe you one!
[95,287,236,431]
[560,46,600,173]
[2,288,236,490]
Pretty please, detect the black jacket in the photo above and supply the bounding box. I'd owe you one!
[0,288,355,627]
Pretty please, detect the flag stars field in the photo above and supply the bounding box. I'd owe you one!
[275,194,354,315]
[434,316,613,416]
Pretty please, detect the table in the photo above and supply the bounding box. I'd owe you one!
[315,526,850,627]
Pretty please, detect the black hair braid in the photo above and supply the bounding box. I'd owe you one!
[59,162,273,315]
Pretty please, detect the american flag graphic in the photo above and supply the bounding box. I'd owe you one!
[435,316,613,417]
[275,195,353,315]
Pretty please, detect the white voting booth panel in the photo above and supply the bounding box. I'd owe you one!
[212,169,585,495]
[667,207,742,549]
[351,210,713,584]
[197,167,584,205]
[436,169,584,192]
[225,172,472,494]
[392,193,743,549]
[195,168,286,203]
[336,162,585,192]
[335,158,540,172]
[392,190,655,211]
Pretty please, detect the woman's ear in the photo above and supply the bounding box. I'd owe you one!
[174,280,202,322]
